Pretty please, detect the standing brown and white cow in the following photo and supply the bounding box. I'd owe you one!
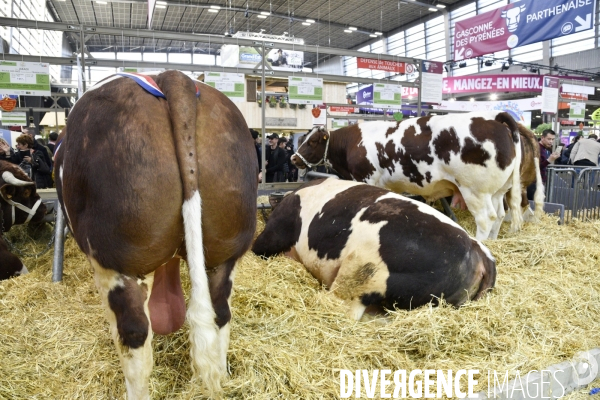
[291,111,523,240]
[0,160,46,280]
[55,70,257,398]
[253,179,496,320]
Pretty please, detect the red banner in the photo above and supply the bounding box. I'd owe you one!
[357,57,414,74]
[329,106,357,113]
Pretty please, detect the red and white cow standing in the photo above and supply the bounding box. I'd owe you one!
[291,111,523,240]
[55,70,257,398]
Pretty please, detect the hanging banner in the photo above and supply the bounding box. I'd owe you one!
[420,60,444,104]
[329,106,357,113]
[357,57,415,74]
[454,0,595,61]
[0,111,27,126]
[569,101,586,120]
[542,76,560,113]
[0,61,50,96]
[432,98,543,124]
[442,74,584,94]
[288,77,323,105]
[203,72,245,102]
[373,83,402,107]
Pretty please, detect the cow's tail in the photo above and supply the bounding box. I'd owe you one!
[533,157,545,221]
[158,71,222,395]
[496,112,523,233]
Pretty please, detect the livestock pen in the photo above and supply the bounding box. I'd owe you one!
[0,205,599,399]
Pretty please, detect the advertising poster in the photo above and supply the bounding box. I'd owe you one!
[288,77,323,105]
[0,111,26,126]
[454,0,595,60]
[221,45,304,72]
[373,83,402,108]
[569,101,586,120]
[204,72,246,102]
[542,76,560,113]
[420,60,444,104]
[0,61,51,96]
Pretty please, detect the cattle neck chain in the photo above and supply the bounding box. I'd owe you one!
[0,204,57,259]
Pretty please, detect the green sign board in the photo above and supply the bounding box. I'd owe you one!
[0,111,27,126]
[204,72,246,102]
[373,83,402,107]
[568,101,586,120]
[0,61,50,96]
[332,119,349,129]
[288,77,323,105]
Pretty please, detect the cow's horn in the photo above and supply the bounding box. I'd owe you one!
[2,171,34,186]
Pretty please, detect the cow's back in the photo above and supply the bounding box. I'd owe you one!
[55,75,257,275]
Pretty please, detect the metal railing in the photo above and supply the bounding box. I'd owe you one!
[546,165,600,223]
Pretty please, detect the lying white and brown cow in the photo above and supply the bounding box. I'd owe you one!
[291,111,523,240]
[0,160,46,280]
[55,70,257,398]
[253,179,496,320]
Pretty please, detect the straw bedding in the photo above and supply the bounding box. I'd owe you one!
[0,204,599,399]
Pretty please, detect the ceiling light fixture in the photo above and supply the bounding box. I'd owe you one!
[375,31,382,35]
[260,11,270,15]
[95,0,107,3]
[436,3,446,8]
[156,1,167,4]
[428,7,438,11]
[369,34,377,37]
[209,5,221,9]
[490,94,497,100]
[302,22,311,26]
[155,4,166,8]
[344,29,352,33]
[348,26,357,31]
[306,19,315,23]
[208,9,218,12]
[257,14,267,18]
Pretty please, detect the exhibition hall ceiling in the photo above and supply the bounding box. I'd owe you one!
[48,0,465,63]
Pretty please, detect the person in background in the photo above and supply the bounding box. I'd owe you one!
[285,140,298,182]
[15,134,52,188]
[556,134,582,165]
[22,127,53,171]
[569,134,600,166]
[47,131,59,154]
[0,138,17,163]
[265,133,286,183]
[527,129,559,200]
[277,137,289,182]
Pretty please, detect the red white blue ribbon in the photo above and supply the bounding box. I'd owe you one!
[116,72,201,99]
[117,72,166,98]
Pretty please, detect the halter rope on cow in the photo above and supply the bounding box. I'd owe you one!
[293,126,333,170]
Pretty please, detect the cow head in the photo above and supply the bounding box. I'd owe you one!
[290,126,330,169]
[0,161,46,232]
[500,5,526,33]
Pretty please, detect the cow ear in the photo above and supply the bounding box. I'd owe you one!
[322,131,330,142]
[0,184,16,200]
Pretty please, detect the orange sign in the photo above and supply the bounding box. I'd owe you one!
[312,108,321,118]
[0,97,17,112]
[329,106,356,113]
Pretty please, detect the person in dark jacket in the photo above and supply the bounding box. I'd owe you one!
[15,134,52,188]
[556,134,582,165]
[265,133,286,183]
[47,131,58,154]
[22,127,53,171]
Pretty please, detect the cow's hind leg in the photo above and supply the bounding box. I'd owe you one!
[488,194,506,240]
[207,258,237,374]
[90,256,154,400]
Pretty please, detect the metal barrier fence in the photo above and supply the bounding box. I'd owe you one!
[546,166,600,223]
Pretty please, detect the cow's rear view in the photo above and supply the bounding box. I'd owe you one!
[55,70,257,398]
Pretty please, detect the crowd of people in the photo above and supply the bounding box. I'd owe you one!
[0,129,57,189]
[251,129,300,183]
[527,128,600,201]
